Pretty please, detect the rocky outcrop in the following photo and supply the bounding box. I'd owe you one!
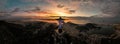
[0,21,120,44]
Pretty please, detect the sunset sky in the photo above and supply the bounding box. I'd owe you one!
[0,0,120,24]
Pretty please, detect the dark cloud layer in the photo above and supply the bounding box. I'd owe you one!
[57,4,64,8]
[24,7,41,13]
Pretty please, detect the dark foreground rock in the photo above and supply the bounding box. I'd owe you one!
[0,20,120,44]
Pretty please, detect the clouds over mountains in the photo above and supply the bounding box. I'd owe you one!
[0,0,120,24]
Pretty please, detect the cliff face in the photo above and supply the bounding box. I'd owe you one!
[0,20,120,44]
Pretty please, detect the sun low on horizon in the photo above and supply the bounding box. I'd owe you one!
[0,0,119,24]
